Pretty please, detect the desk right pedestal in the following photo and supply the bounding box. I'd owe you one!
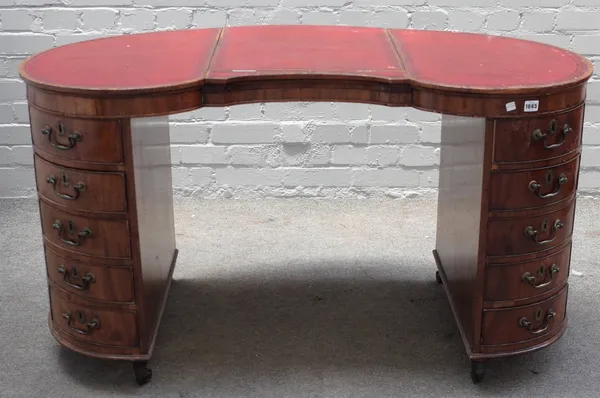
[434,104,582,382]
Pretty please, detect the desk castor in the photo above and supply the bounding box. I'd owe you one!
[133,361,152,385]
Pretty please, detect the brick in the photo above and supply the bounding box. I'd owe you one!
[5,58,25,78]
[189,167,212,186]
[486,11,519,31]
[250,0,280,6]
[180,145,227,164]
[156,9,192,30]
[0,34,53,55]
[521,12,555,33]
[170,124,210,144]
[281,124,305,143]
[370,10,409,28]
[338,10,371,26]
[279,143,308,167]
[282,0,347,6]
[0,167,35,197]
[228,8,267,26]
[401,145,440,166]
[192,9,226,28]
[302,10,337,25]
[266,8,299,24]
[43,9,78,30]
[582,126,600,146]
[406,108,440,122]
[572,36,600,56]
[573,0,600,4]
[264,102,333,120]
[13,102,29,123]
[582,146,600,167]
[354,0,425,5]
[15,0,60,4]
[448,11,485,31]
[121,9,155,31]
[216,168,285,186]
[521,34,570,49]
[212,124,276,144]
[350,125,368,144]
[365,146,400,167]
[412,11,447,30]
[584,104,600,123]
[81,9,117,31]
[588,81,600,103]
[579,171,600,189]
[420,123,441,144]
[352,168,419,187]
[0,125,32,144]
[312,124,350,143]
[501,0,569,6]
[171,167,189,188]
[284,168,351,187]
[229,103,263,120]
[56,33,116,46]
[331,145,365,165]
[0,104,13,123]
[0,145,32,164]
[557,11,600,31]
[228,145,271,166]
[0,80,26,101]
[170,146,181,164]
[55,0,130,4]
[0,9,34,31]
[419,169,439,187]
[334,103,369,121]
[370,125,419,144]
[371,105,406,122]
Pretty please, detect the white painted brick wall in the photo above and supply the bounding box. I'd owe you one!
[0,0,599,198]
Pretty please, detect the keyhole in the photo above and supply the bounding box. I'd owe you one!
[76,311,86,324]
[535,308,543,321]
[537,265,545,277]
[68,220,75,235]
[549,119,557,134]
[541,219,549,232]
[57,122,66,136]
[545,170,553,184]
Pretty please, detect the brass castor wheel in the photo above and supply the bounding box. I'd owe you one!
[435,271,443,284]
[133,361,152,385]
[471,361,485,384]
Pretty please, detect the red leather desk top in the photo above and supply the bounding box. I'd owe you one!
[19,25,592,95]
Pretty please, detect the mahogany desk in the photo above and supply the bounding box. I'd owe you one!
[18,25,593,385]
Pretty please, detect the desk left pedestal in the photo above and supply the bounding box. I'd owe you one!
[30,106,178,385]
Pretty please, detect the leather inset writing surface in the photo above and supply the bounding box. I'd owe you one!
[206,25,406,82]
[21,28,221,91]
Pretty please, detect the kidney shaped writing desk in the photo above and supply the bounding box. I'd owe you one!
[18,25,593,385]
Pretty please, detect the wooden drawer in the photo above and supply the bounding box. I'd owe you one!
[34,155,127,214]
[46,248,134,303]
[481,285,567,346]
[30,106,123,164]
[492,104,583,164]
[49,285,138,347]
[489,155,579,211]
[486,201,575,257]
[485,243,571,303]
[40,202,131,259]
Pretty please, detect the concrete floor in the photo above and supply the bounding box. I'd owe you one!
[1,195,600,397]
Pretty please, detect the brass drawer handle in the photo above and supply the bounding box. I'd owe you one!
[52,220,92,246]
[531,120,572,150]
[46,173,86,200]
[529,173,567,199]
[41,122,82,150]
[521,263,560,289]
[524,219,563,245]
[519,308,556,334]
[62,311,100,335]
[57,265,95,291]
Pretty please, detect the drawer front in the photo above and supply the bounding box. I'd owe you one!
[49,286,138,347]
[35,155,127,213]
[485,243,571,302]
[46,248,134,303]
[489,155,579,211]
[486,202,575,257]
[493,105,583,164]
[40,202,131,259]
[481,285,567,346]
[30,107,123,164]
